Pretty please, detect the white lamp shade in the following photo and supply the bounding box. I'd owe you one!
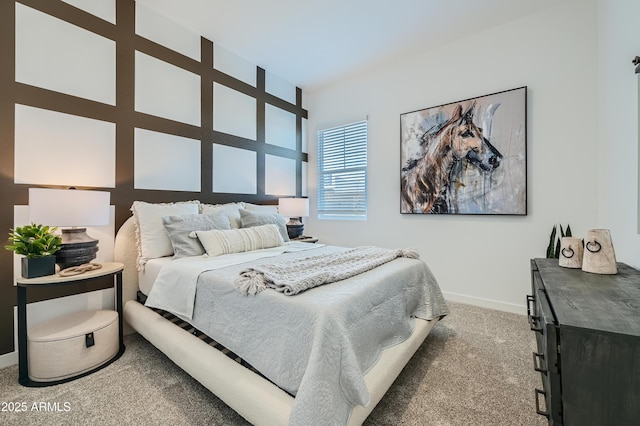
[29,188,110,227]
[278,198,309,218]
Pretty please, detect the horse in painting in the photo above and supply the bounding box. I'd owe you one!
[401,103,503,213]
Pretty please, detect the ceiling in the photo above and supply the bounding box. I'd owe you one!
[136,0,565,91]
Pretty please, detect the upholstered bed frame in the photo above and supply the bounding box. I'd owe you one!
[114,216,438,425]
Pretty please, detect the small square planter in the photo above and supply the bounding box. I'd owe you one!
[21,256,56,279]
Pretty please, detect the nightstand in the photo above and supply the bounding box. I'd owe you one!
[16,262,125,387]
[292,236,318,243]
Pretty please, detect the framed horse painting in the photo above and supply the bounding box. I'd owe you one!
[400,86,527,215]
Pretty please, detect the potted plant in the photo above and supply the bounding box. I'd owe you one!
[5,223,62,278]
[546,223,572,258]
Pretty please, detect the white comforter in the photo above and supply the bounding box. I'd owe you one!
[145,242,322,319]
[145,245,448,425]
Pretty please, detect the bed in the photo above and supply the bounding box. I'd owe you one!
[114,201,448,425]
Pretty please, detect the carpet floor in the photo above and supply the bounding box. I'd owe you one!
[0,301,547,425]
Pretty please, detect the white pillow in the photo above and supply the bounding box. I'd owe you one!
[243,202,279,214]
[200,202,245,228]
[192,224,283,257]
[131,200,200,267]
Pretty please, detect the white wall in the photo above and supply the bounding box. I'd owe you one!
[596,0,640,268]
[306,0,599,313]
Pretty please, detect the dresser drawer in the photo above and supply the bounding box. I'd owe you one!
[528,273,563,424]
[530,258,640,425]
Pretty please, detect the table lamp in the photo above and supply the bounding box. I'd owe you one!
[29,188,110,270]
[278,197,309,239]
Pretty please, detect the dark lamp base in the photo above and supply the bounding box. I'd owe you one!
[286,223,304,240]
[56,228,99,270]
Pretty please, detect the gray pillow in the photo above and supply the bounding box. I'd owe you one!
[239,209,290,242]
[162,212,231,258]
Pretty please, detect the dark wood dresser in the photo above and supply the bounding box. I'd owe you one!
[528,258,640,425]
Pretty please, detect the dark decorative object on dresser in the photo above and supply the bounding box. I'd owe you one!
[527,258,640,424]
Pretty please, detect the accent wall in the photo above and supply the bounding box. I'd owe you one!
[0,0,308,363]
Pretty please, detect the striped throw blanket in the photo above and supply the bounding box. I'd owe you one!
[236,246,419,295]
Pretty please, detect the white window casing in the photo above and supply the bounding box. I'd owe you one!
[317,119,368,220]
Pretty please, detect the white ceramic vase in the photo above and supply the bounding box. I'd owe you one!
[581,229,617,274]
[558,237,584,269]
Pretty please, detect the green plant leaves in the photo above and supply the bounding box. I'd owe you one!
[546,224,557,258]
[5,223,62,258]
[546,223,572,259]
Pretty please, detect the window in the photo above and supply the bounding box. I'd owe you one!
[317,119,367,220]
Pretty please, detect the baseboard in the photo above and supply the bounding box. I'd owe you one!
[0,306,19,368]
[443,291,526,315]
[0,351,18,369]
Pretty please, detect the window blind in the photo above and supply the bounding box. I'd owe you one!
[317,119,367,220]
